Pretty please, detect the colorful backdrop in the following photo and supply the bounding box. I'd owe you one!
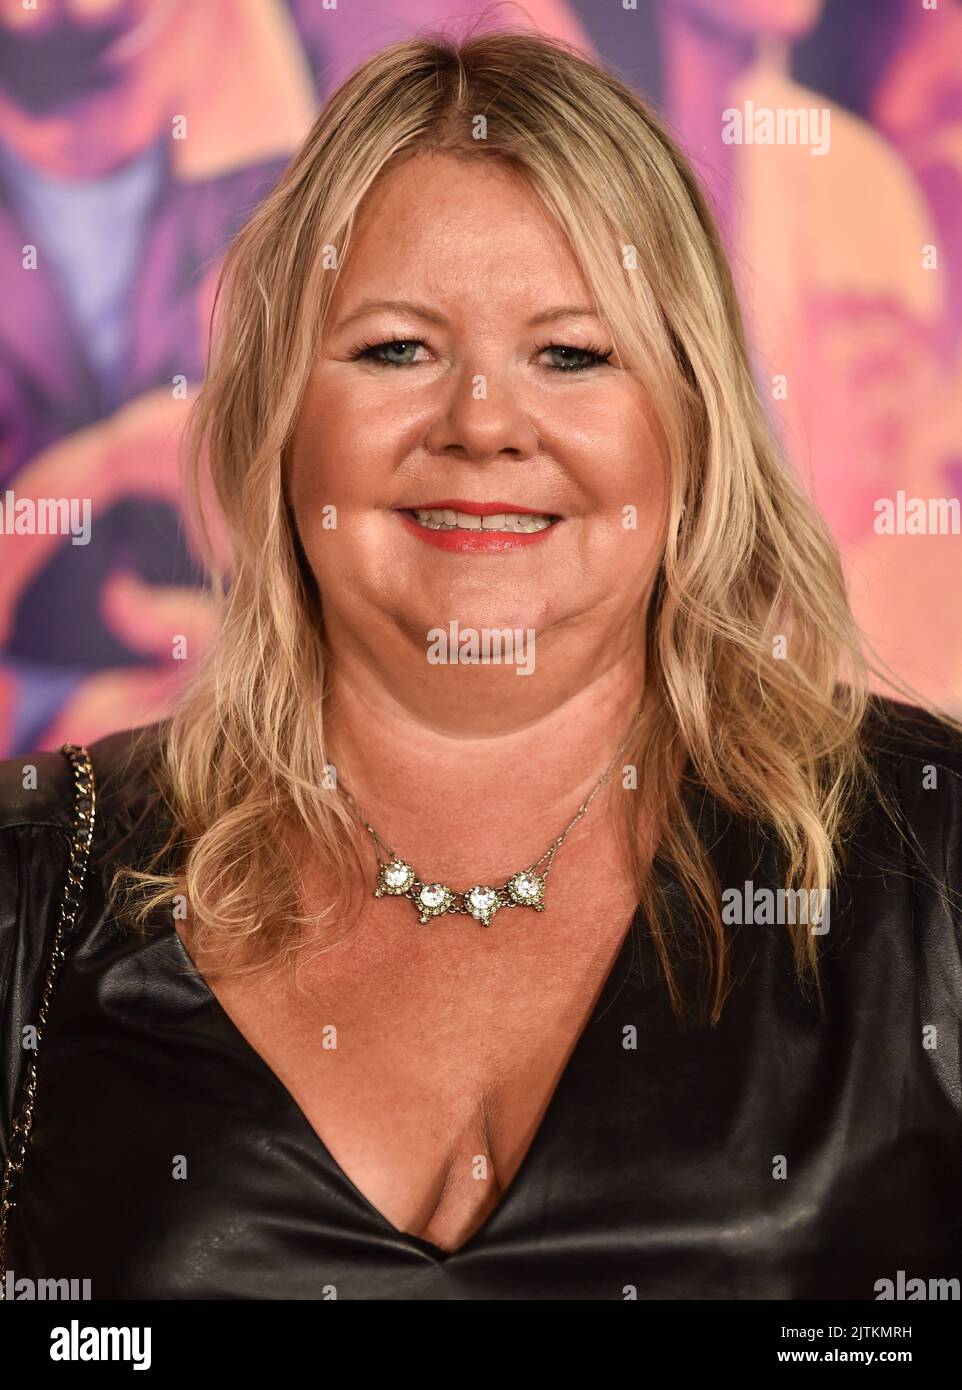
[1,0,960,754]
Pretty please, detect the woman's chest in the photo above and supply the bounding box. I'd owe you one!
[173,885,641,1254]
[11,877,962,1297]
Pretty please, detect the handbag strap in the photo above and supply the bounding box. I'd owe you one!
[0,743,97,1295]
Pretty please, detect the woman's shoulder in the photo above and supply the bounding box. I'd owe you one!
[0,723,171,1152]
[859,690,962,782]
[0,721,172,914]
[858,692,962,859]
[849,693,962,914]
[0,743,76,836]
[0,721,168,837]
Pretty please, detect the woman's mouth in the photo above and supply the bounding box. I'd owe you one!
[396,500,561,552]
[408,507,554,533]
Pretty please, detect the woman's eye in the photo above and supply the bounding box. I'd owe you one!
[351,339,614,371]
[539,343,613,372]
[354,339,429,367]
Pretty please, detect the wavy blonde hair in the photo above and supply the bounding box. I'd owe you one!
[108,24,953,1024]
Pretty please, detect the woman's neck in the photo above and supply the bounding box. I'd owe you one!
[321,638,646,886]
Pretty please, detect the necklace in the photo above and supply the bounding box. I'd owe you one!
[339,711,641,927]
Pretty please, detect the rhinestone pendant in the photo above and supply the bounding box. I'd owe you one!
[465,884,501,926]
[507,871,545,911]
[375,858,415,897]
[416,882,456,923]
[373,859,547,927]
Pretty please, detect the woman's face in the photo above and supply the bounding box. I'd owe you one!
[288,151,668,661]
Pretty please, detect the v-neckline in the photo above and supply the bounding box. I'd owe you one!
[165,907,641,1263]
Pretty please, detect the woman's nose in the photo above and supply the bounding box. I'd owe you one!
[423,363,540,465]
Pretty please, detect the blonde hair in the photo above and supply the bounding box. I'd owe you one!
[108,24,956,1024]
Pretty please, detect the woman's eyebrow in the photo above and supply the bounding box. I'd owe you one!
[527,304,602,326]
[332,299,602,330]
[334,298,449,329]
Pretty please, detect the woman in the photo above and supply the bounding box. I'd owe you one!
[1,28,960,1302]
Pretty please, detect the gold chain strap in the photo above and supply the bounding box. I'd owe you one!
[0,744,97,1296]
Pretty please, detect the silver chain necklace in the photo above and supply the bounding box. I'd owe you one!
[338,711,641,927]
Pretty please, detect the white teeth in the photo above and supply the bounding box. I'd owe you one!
[410,508,555,532]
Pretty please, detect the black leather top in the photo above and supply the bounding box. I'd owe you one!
[1,693,961,1300]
